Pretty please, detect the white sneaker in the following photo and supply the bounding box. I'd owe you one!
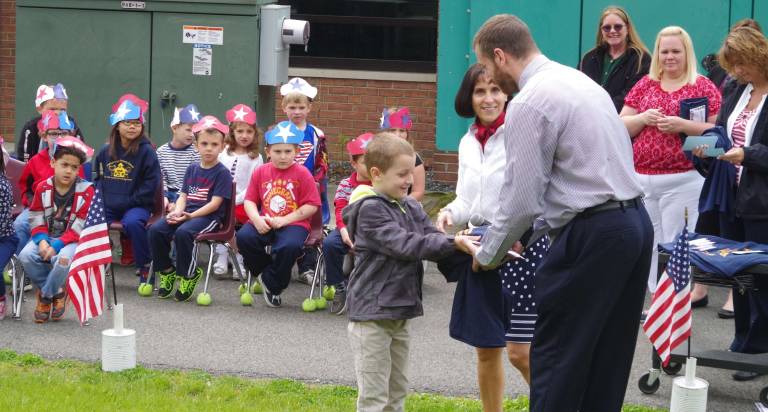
[213,244,228,280]
[297,269,315,285]
[232,253,245,281]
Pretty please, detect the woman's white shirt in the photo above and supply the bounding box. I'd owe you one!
[443,124,506,227]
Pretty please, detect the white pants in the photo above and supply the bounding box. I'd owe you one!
[636,170,703,292]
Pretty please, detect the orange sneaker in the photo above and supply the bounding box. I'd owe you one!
[34,290,51,324]
[51,292,67,321]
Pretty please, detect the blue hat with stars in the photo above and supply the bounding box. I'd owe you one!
[265,121,303,145]
[109,99,142,126]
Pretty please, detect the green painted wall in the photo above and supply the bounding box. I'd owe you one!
[436,0,766,151]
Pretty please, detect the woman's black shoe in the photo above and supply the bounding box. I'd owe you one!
[717,308,735,319]
[732,371,764,381]
[691,295,709,308]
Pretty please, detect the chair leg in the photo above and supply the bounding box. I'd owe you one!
[10,256,23,320]
[227,243,247,289]
[104,263,114,310]
[308,246,323,300]
[201,242,214,295]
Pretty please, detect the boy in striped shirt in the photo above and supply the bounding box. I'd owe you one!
[157,104,201,212]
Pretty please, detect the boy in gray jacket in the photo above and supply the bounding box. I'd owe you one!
[342,133,470,412]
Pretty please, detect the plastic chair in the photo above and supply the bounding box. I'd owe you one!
[305,208,330,309]
[193,182,248,305]
[6,157,25,218]
[4,256,25,320]
[106,182,164,305]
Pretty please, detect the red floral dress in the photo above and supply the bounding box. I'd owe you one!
[624,75,721,175]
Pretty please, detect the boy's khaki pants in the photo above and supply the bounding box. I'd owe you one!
[347,319,410,412]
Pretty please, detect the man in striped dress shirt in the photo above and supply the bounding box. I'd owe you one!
[470,14,654,412]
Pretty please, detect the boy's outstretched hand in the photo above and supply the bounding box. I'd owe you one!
[454,235,480,256]
[38,241,56,261]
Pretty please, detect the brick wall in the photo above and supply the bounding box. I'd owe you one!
[274,77,458,186]
[0,0,15,142]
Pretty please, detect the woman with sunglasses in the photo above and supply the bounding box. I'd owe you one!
[580,6,651,112]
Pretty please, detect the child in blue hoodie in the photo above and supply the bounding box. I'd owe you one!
[94,94,161,284]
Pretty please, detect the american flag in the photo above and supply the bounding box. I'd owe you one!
[643,226,692,366]
[67,187,112,325]
[187,186,210,202]
[295,141,313,165]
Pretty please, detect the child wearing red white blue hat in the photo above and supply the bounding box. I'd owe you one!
[324,132,373,315]
[380,107,425,201]
[157,104,202,212]
[280,78,329,284]
[212,104,263,279]
[148,115,232,302]
[236,120,321,308]
[17,83,84,162]
[94,94,161,285]
[14,110,87,255]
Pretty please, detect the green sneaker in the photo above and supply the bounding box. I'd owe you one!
[174,268,203,302]
[157,270,177,299]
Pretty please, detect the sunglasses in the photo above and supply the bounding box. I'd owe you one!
[602,24,625,33]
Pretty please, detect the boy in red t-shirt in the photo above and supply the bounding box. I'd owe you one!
[236,121,321,308]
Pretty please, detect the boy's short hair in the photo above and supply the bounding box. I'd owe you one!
[364,132,415,173]
[351,153,364,162]
[53,145,86,165]
[281,92,312,107]
[196,128,226,142]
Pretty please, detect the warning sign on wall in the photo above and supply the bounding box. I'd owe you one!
[183,25,224,45]
[192,44,213,76]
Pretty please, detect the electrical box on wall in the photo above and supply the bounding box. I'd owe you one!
[259,4,310,86]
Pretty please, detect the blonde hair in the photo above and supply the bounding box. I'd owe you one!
[649,26,698,84]
[593,6,649,73]
[718,27,768,84]
[225,121,261,159]
[364,132,414,174]
[281,92,311,107]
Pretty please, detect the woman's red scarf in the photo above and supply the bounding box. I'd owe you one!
[474,112,505,150]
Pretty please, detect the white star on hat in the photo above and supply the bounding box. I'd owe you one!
[232,106,248,121]
[360,138,371,149]
[275,123,295,143]
[203,117,217,128]
[290,78,304,91]
[114,102,131,121]
[188,107,200,121]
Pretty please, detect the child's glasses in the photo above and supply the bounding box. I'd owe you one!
[121,120,142,127]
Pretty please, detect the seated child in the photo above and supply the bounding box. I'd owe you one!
[15,110,86,255]
[279,78,328,284]
[19,137,94,323]
[157,104,201,211]
[17,83,84,162]
[148,116,232,301]
[380,106,425,201]
[213,104,263,279]
[94,94,160,284]
[236,121,321,308]
[342,132,466,411]
[0,143,19,319]
[323,132,373,315]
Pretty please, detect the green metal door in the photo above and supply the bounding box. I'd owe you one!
[149,13,262,141]
[15,7,151,149]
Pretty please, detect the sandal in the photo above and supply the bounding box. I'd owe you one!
[51,291,67,321]
[34,290,51,324]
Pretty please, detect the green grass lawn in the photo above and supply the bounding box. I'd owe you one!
[0,350,666,411]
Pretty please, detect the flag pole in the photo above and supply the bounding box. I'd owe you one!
[685,207,691,360]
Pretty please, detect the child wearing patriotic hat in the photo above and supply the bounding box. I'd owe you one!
[94,94,160,286]
[156,104,202,211]
[19,136,95,323]
[380,107,425,201]
[236,121,321,308]
[280,77,329,285]
[212,104,263,279]
[324,132,373,315]
[149,115,232,302]
[14,111,87,255]
[17,83,84,162]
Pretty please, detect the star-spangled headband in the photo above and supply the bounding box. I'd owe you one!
[265,121,303,145]
[347,132,374,156]
[38,110,75,134]
[170,104,201,127]
[35,83,68,107]
[111,93,149,123]
[53,136,94,160]
[109,100,143,126]
[226,104,257,126]
[380,107,412,130]
[279,77,318,99]
[192,115,229,136]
